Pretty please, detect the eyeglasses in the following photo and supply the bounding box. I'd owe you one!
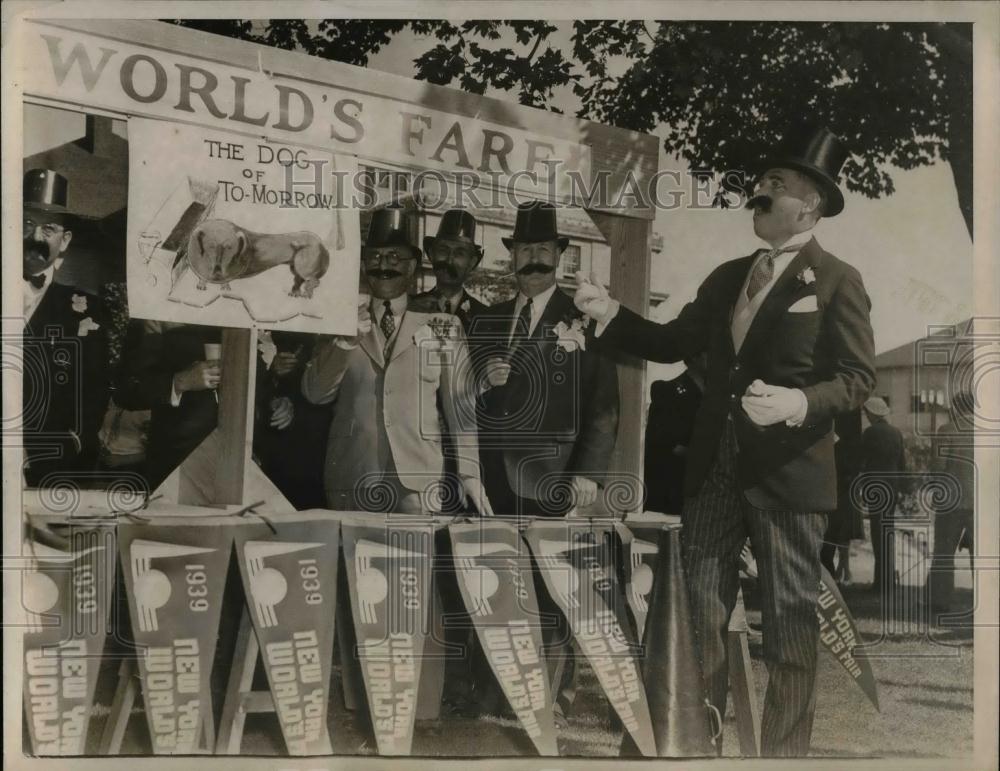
[24,219,65,238]
[362,249,417,267]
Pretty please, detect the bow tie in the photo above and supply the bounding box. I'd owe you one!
[25,272,47,290]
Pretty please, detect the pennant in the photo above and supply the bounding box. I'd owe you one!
[614,522,661,640]
[342,522,433,756]
[23,527,117,755]
[818,567,880,711]
[525,521,656,757]
[119,523,233,754]
[234,517,340,754]
[449,522,558,755]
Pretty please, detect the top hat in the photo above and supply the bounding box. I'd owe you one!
[23,169,78,223]
[364,207,421,257]
[863,396,890,417]
[757,125,848,217]
[501,201,569,250]
[423,209,483,258]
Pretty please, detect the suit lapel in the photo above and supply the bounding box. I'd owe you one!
[738,237,823,358]
[388,309,421,364]
[532,288,572,341]
[721,256,756,358]
[358,306,384,368]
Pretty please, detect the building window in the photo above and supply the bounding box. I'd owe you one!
[561,244,581,276]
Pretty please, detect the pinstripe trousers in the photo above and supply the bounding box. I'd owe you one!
[682,419,826,757]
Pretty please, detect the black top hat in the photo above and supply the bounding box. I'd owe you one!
[364,207,421,257]
[757,125,849,217]
[501,201,569,250]
[423,209,483,258]
[24,169,78,223]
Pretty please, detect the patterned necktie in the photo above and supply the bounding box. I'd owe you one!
[509,297,533,349]
[437,293,451,314]
[25,272,46,289]
[745,249,776,300]
[380,300,395,359]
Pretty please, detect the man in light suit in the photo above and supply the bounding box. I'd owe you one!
[302,208,492,516]
[576,126,876,756]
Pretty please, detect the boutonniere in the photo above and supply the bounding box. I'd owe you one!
[460,298,471,314]
[77,317,100,337]
[797,267,817,286]
[554,315,589,352]
[71,293,88,313]
[257,330,277,368]
[415,314,459,352]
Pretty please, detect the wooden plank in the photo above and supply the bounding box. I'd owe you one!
[214,328,256,505]
[98,658,137,755]
[727,629,761,757]
[215,606,258,755]
[586,212,651,509]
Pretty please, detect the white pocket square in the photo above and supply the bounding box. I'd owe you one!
[788,296,819,313]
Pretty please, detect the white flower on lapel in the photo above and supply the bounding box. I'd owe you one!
[257,330,277,368]
[71,293,88,313]
[77,317,100,337]
[797,267,817,286]
[415,314,459,352]
[554,316,588,352]
[460,298,471,314]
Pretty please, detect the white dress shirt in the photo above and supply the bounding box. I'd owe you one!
[23,266,55,322]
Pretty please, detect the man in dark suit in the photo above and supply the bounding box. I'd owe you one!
[475,201,620,518]
[113,320,222,490]
[22,169,110,487]
[575,126,876,756]
[861,396,906,593]
[409,209,489,332]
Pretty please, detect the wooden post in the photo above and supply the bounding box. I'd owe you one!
[213,327,256,504]
[586,212,651,508]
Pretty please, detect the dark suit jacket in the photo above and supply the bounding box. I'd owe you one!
[409,288,489,335]
[473,288,620,506]
[113,321,221,489]
[23,281,110,486]
[861,419,906,515]
[596,237,875,512]
[644,371,702,515]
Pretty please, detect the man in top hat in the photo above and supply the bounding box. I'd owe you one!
[475,200,620,518]
[410,209,489,333]
[861,396,906,594]
[575,126,876,756]
[302,207,492,515]
[22,168,110,486]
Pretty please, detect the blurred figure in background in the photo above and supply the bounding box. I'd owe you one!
[643,353,707,514]
[928,390,976,617]
[822,411,865,586]
[861,396,906,593]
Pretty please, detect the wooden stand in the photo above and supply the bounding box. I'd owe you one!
[727,587,761,756]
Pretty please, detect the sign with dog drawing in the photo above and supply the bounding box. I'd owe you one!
[126,118,360,334]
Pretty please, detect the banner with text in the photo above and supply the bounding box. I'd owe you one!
[127,118,360,333]
[24,21,591,205]
[22,527,117,755]
[234,518,340,754]
[526,522,656,756]
[342,522,433,756]
[449,522,557,755]
[817,569,880,711]
[119,523,233,754]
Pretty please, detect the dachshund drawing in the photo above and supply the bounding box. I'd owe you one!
[187,219,330,298]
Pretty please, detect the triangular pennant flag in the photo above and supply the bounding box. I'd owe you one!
[818,566,880,711]
[526,521,657,757]
[23,526,117,755]
[119,522,233,754]
[342,521,433,756]
[615,522,662,640]
[234,518,340,754]
[449,521,558,755]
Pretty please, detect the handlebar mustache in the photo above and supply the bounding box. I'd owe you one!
[516,263,556,276]
[366,269,403,280]
[746,195,773,213]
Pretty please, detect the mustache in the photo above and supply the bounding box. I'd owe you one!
[24,238,51,260]
[746,194,773,213]
[432,261,459,279]
[516,263,555,276]
[366,268,403,280]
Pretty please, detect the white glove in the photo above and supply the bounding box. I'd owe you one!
[573,270,617,324]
